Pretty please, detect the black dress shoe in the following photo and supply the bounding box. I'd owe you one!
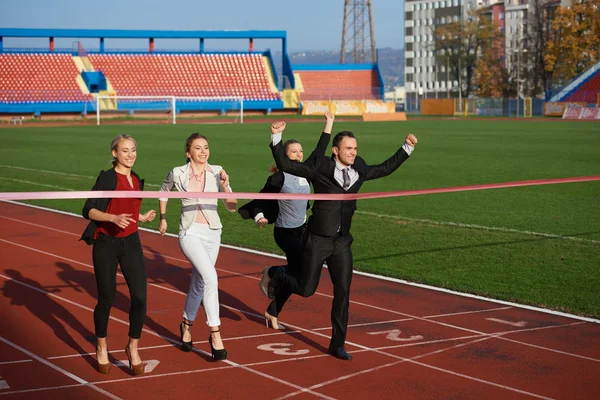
[328,346,352,360]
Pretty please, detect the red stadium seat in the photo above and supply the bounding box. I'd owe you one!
[296,70,381,101]
[87,53,280,100]
[0,53,92,103]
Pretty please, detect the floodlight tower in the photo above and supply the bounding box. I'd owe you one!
[340,0,377,64]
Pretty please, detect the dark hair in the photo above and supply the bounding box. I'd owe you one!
[332,131,355,148]
[185,133,208,163]
[268,139,302,174]
[283,139,300,151]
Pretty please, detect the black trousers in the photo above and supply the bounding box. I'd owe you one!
[274,231,353,348]
[92,231,147,339]
[266,224,306,317]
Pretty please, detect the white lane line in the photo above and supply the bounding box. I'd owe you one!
[312,307,515,331]
[0,336,121,400]
[0,165,160,186]
[0,178,75,191]
[423,306,513,319]
[486,317,527,327]
[312,318,414,331]
[0,165,96,179]
[356,210,600,244]
[0,359,32,365]
[48,330,299,360]
[0,250,336,400]
[0,383,87,397]
[2,202,599,325]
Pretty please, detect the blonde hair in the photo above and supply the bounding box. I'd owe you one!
[110,134,136,168]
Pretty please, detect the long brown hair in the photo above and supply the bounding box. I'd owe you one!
[269,139,301,174]
[185,133,209,163]
[110,134,136,168]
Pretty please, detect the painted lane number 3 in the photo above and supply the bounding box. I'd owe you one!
[257,343,310,356]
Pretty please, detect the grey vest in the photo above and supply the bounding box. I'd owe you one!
[275,172,310,228]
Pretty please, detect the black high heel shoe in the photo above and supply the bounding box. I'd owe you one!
[179,320,193,352]
[208,329,227,361]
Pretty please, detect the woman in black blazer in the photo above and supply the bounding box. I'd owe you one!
[239,112,334,329]
[80,134,155,375]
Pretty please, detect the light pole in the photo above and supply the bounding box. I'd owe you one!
[516,28,521,118]
[458,52,462,111]
[446,56,450,98]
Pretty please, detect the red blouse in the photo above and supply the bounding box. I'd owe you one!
[95,172,142,238]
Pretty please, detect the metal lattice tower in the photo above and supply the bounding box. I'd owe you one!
[340,0,377,64]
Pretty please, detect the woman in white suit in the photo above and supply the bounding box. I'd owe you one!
[158,132,237,361]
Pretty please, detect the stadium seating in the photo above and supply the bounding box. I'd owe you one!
[296,70,381,100]
[549,61,600,104]
[563,71,600,103]
[0,53,91,103]
[87,53,280,100]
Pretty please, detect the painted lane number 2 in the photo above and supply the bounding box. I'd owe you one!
[367,329,423,342]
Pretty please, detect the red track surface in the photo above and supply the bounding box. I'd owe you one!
[1,201,599,399]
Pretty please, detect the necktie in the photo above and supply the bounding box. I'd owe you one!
[342,168,351,190]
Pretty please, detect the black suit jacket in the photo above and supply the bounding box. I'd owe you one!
[270,136,410,237]
[79,168,144,245]
[238,131,331,224]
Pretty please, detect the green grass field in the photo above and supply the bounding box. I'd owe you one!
[1,119,599,317]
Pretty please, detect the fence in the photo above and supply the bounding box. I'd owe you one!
[413,97,545,117]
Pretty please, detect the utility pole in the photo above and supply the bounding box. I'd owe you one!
[341,0,377,63]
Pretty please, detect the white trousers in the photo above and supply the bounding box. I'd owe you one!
[178,223,222,327]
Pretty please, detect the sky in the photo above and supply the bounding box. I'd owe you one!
[0,0,405,53]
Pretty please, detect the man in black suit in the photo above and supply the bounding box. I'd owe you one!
[261,120,418,360]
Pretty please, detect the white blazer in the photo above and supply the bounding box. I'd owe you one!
[159,163,230,231]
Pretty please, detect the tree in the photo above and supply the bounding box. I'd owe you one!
[473,15,512,97]
[474,49,513,97]
[545,0,600,87]
[432,11,498,99]
[523,0,558,97]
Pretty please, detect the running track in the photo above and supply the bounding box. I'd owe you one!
[0,201,599,399]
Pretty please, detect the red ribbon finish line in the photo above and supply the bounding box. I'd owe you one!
[1,176,598,201]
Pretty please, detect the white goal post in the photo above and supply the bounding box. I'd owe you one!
[95,95,244,125]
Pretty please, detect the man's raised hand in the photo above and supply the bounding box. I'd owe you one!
[271,121,286,135]
[405,134,418,147]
